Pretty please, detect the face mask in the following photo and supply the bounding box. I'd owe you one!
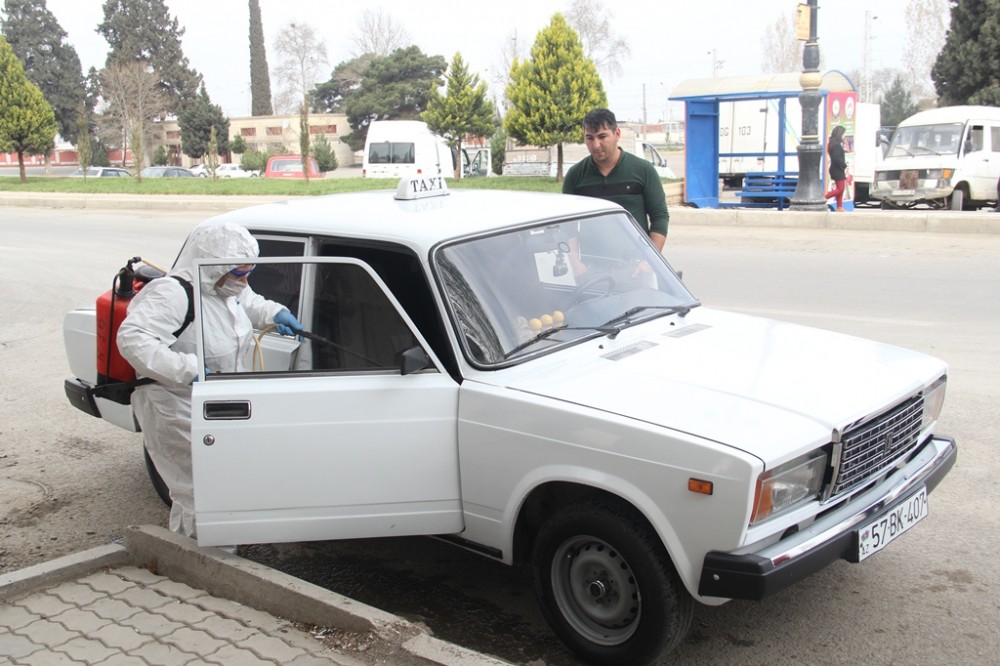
[215,278,247,299]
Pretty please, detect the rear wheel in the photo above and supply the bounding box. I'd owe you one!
[143,446,172,507]
[532,502,693,665]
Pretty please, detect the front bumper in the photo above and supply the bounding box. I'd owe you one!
[871,184,952,203]
[698,435,956,600]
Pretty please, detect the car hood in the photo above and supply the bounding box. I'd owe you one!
[498,308,945,462]
[878,154,957,171]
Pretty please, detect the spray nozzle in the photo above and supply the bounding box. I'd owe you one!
[114,256,143,297]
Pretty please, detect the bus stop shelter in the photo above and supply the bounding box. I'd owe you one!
[671,71,855,208]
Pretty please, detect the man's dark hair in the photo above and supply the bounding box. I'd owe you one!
[584,108,617,132]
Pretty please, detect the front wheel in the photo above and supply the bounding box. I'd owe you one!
[950,187,965,211]
[532,502,693,665]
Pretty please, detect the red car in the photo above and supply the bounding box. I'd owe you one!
[264,154,322,179]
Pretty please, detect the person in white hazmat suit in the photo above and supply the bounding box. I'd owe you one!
[117,221,301,538]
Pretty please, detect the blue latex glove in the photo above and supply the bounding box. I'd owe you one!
[273,310,302,337]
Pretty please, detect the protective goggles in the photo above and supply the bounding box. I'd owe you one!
[229,265,256,277]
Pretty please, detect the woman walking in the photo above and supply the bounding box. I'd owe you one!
[824,125,849,211]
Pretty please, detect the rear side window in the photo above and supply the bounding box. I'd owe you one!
[368,142,415,164]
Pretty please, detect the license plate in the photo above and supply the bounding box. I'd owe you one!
[857,487,928,561]
[892,189,915,196]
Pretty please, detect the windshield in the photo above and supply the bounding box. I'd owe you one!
[435,213,697,365]
[887,122,964,158]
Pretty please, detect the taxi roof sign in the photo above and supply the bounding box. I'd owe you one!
[395,176,450,201]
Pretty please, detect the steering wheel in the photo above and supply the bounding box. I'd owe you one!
[567,273,616,306]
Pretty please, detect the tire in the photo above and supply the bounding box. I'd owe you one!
[532,502,694,666]
[143,446,172,507]
[950,187,964,211]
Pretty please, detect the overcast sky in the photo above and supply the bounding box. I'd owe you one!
[40,0,924,121]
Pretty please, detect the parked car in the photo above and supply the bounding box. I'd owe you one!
[63,177,955,666]
[263,154,321,179]
[69,167,131,178]
[189,164,210,177]
[139,166,195,178]
[215,163,259,178]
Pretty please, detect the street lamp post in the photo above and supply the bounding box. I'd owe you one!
[790,0,827,211]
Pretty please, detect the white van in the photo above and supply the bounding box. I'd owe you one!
[871,105,1000,210]
[362,120,453,179]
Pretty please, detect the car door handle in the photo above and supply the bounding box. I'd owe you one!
[203,400,251,420]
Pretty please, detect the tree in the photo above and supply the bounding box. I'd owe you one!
[311,55,373,113]
[230,133,247,155]
[343,46,448,150]
[504,13,606,181]
[423,52,494,179]
[1,0,87,144]
[205,125,219,177]
[352,8,409,58]
[151,144,168,165]
[178,84,229,160]
[312,132,337,171]
[490,123,506,176]
[880,74,920,127]
[97,0,202,114]
[0,35,57,182]
[761,10,803,74]
[99,61,165,172]
[248,0,272,116]
[74,103,92,175]
[565,0,629,80]
[904,0,950,103]
[932,0,1000,106]
[298,101,311,183]
[272,21,328,114]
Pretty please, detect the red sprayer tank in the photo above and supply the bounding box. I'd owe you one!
[96,257,145,386]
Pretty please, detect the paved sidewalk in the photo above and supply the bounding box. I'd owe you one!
[0,526,510,666]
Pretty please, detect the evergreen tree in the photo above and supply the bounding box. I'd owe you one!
[248,0,272,115]
[423,52,494,179]
[343,46,447,150]
[932,0,1000,106]
[98,0,202,114]
[178,84,229,159]
[504,13,606,181]
[0,35,57,182]
[312,133,337,171]
[151,144,168,166]
[1,0,87,143]
[74,102,91,174]
[880,75,920,127]
[230,133,247,155]
[206,125,219,176]
[312,54,373,114]
[298,101,311,182]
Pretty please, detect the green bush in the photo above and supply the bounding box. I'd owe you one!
[240,149,269,172]
[312,134,338,172]
[151,145,169,166]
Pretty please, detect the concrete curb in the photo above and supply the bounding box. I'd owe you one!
[0,525,511,666]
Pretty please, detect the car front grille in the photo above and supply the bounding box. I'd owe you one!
[830,395,924,498]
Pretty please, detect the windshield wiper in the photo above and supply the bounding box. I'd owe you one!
[503,324,617,359]
[599,302,701,336]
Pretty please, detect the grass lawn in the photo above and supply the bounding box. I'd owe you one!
[0,174,567,196]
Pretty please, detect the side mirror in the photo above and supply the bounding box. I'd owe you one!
[400,345,433,376]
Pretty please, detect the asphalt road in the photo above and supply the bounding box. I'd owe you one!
[1,205,997,665]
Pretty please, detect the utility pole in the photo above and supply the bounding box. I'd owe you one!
[789,0,827,211]
[708,49,724,77]
[862,11,878,103]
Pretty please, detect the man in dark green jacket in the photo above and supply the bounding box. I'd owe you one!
[563,108,669,277]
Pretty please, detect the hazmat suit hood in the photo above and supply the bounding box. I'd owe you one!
[170,221,260,294]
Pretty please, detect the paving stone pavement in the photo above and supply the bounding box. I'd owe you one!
[0,565,365,665]
[0,527,510,666]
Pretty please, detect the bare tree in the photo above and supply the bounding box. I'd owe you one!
[565,0,629,80]
[352,8,410,58]
[761,11,803,74]
[904,0,949,103]
[99,61,165,174]
[272,22,329,114]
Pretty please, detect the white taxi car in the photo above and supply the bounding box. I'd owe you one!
[63,177,956,665]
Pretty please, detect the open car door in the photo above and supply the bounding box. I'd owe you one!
[190,257,462,547]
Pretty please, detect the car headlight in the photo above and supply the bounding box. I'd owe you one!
[921,376,947,432]
[750,450,827,525]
